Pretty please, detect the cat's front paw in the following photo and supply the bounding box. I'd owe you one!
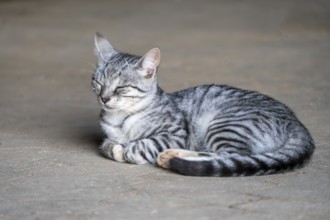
[100,139,126,163]
[112,144,125,162]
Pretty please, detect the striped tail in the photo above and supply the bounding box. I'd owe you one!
[169,133,314,177]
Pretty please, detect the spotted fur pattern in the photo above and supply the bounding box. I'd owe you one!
[91,32,314,176]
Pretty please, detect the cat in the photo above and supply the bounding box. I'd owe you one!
[91,32,314,176]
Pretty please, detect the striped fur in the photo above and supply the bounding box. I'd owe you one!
[92,33,314,176]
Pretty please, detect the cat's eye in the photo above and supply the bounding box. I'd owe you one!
[115,87,129,95]
[92,80,102,92]
[114,85,147,99]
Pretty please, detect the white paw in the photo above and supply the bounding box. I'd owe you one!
[157,149,198,169]
[113,144,125,162]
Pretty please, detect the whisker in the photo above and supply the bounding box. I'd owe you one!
[88,63,97,69]
[81,69,95,74]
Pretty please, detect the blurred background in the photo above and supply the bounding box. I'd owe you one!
[0,0,329,219]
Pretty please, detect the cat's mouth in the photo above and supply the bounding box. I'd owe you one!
[103,104,115,111]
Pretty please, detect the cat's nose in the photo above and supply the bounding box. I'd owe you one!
[101,97,110,103]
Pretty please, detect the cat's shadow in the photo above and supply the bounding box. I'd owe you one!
[71,119,104,155]
[80,127,103,149]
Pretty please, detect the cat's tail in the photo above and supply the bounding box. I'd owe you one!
[167,131,314,177]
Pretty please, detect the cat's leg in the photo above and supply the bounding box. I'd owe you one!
[100,138,126,162]
[122,132,187,165]
[157,149,217,169]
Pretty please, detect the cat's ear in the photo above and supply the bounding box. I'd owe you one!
[94,32,116,63]
[136,48,160,79]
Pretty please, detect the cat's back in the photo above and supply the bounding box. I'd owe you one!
[168,84,228,110]
[169,84,257,113]
[169,84,292,116]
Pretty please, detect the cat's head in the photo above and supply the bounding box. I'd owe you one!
[92,32,160,112]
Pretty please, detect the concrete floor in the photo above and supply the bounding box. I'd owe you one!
[0,0,329,219]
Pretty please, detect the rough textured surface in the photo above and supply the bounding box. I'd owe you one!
[0,0,329,219]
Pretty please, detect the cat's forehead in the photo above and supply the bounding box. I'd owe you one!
[109,53,141,65]
[101,53,141,78]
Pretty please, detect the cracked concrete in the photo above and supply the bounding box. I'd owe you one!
[0,0,329,219]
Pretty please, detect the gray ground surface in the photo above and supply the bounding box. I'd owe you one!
[1,0,329,219]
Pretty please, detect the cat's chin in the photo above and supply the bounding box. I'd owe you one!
[102,105,115,111]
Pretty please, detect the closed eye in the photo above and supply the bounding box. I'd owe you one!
[93,80,102,86]
[115,86,129,94]
[116,85,147,93]
[92,79,103,92]
[115,85,147,98]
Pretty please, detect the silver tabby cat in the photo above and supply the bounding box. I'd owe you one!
[91,32,314,176]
